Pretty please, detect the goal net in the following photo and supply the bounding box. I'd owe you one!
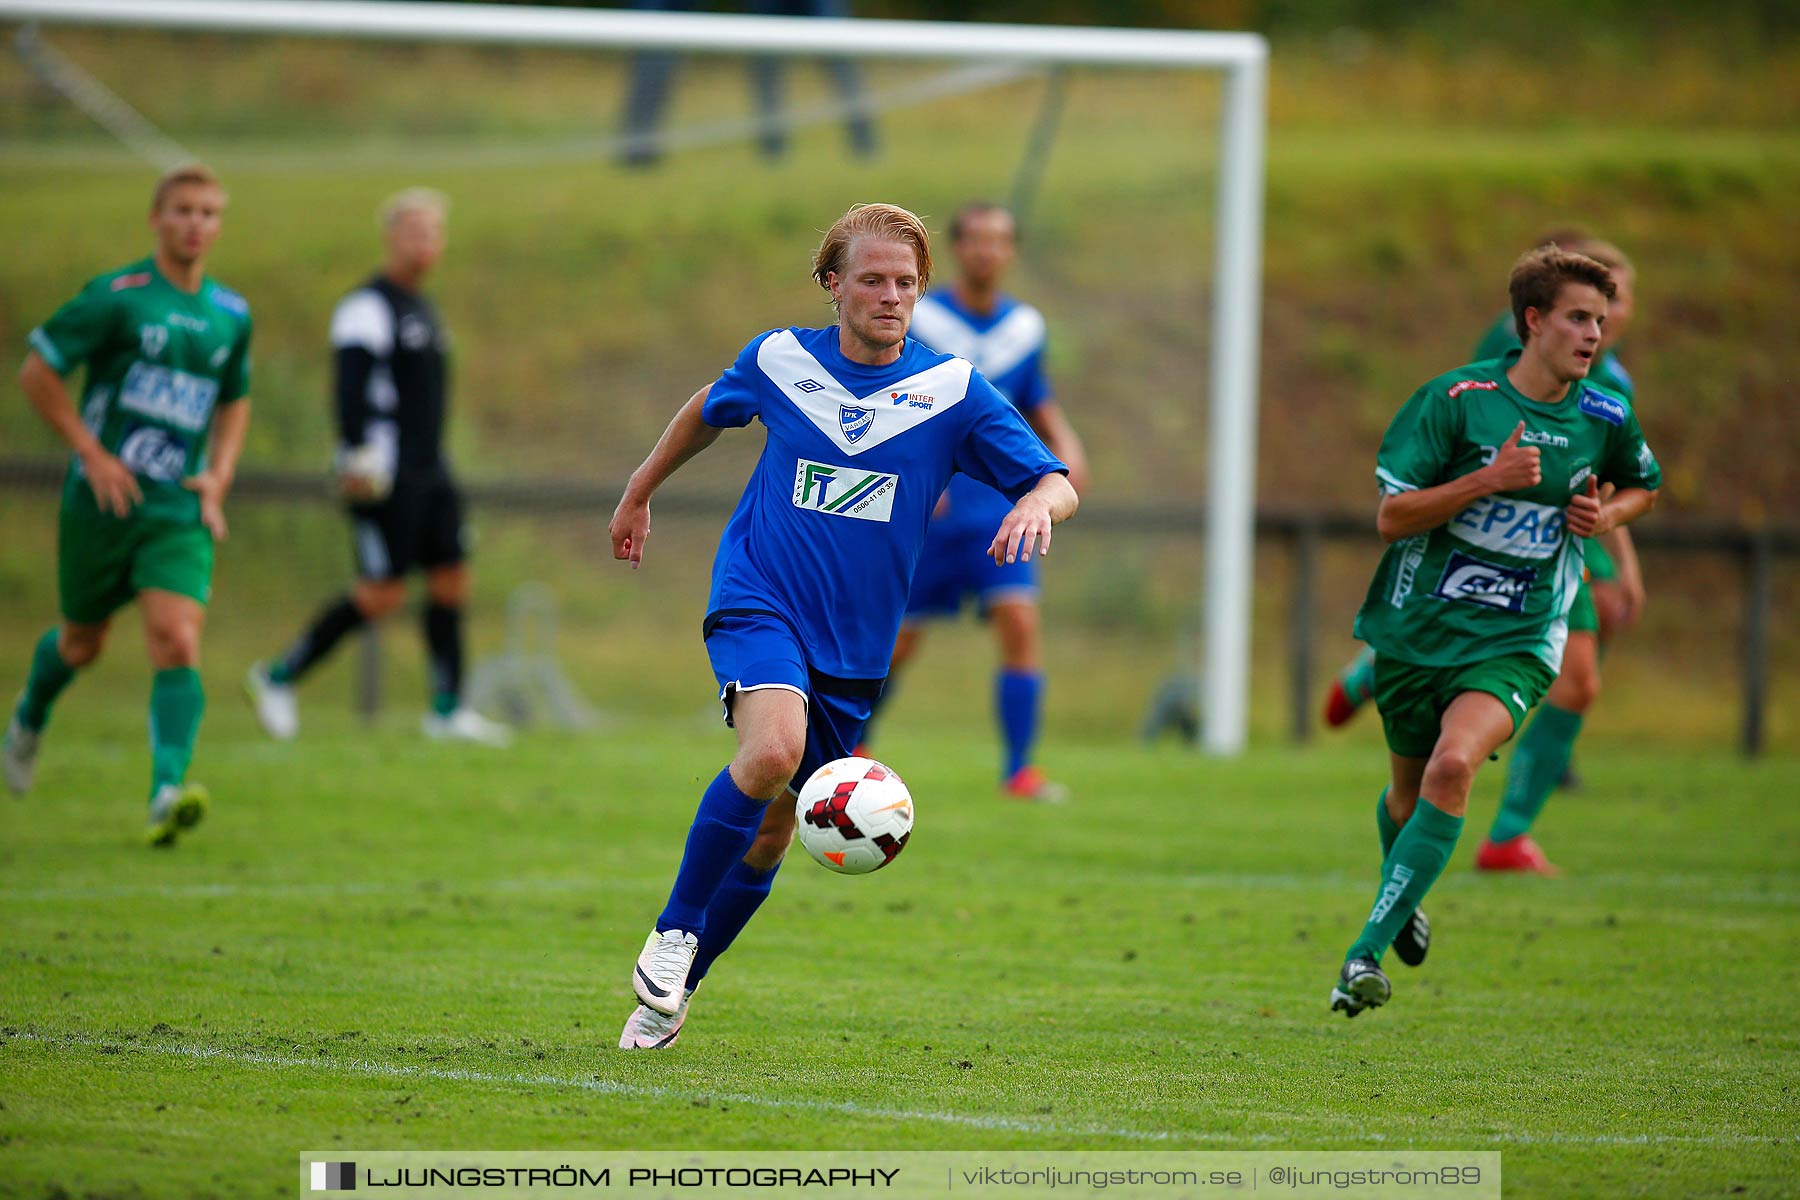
[0,0,1266,751]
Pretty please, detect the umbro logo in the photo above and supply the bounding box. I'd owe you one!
[794,378,826,393]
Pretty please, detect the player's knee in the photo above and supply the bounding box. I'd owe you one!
[426,566,469,606]
[354,581,407,619]
[1564,669,1602,713]
[735,739,806,798]
[1423,746,1480,795]
[991,604,1039,666]
[58,626,106,667]
[146,624,200,668]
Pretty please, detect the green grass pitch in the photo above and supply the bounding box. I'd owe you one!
[1,694,1795,1198]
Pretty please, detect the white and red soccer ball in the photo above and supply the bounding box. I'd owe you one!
[794,757,914,875]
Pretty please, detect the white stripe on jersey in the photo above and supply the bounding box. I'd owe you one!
[756,330,974,458]
[1375,466,1418,495]
[909,296,1046,382]
[330,289,393,356]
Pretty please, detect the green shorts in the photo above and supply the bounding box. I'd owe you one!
[1372,652,1557,760]
[1568,579,1599,635]
[58,495,213,624]
[1583,535,1618,583]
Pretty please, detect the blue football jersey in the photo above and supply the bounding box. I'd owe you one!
[907,290,1053,535]
[700,325,1066,679]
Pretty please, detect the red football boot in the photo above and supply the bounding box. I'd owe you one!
[1323,679,1359,728]
[1475,834,1561,876]
[1002,765,1069,804]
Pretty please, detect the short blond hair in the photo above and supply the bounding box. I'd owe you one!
[381,186,449,229]
[151,162,224,212]
[811,203,932,300]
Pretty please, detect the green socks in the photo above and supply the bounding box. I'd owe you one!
[149,667,206,798]
[18,628,78,733]
[1376,787,1400,860]
[1492,703,1583,843]
[1349,796,1463,963]
[1342,645,1378,705]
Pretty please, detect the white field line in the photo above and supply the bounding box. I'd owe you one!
[2,870,1794,906]
[3,1032,1789,1149]
[0,876,614,903]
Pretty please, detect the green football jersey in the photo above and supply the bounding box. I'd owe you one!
[28,256,253,526]
[1354,351,1661,671]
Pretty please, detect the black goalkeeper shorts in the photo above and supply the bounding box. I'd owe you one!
[348,468,467,580]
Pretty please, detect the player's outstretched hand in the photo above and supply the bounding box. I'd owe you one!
[1483,420,1541,493]
[80,447,143,518]
[990,494,1055,565]
[610,493,651,570]
[1565,475,1607,539]
[182,471,230,541]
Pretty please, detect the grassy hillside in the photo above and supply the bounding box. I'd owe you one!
[2,30,1796,514]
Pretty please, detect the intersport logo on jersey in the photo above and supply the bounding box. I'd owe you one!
[792,459,898,522]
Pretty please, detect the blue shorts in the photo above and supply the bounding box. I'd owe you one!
[905,523,1040,621]
[703,610,883,796]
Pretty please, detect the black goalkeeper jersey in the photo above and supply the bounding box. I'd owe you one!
[330,273,450,475]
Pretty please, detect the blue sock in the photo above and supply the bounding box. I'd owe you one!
[656,767,768,936]
[687,857,782,989]
[996,668,1042,779]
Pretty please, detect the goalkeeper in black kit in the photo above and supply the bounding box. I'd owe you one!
[246,188,509,746]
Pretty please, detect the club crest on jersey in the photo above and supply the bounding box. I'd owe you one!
[1578,388,1626,426]
[792,458,897,523]
[1432,550,1535,612]
[839,404,874,444]
[139,324,168,360]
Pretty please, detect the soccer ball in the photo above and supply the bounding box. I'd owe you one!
[794,757,914,875]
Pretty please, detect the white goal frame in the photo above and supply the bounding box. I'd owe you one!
[1,0,1268,756]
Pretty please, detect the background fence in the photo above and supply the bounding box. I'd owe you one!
[3,455,1788,755]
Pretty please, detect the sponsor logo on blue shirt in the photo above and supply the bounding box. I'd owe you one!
[1578,388,1626,426]
[1432,549,1535,612]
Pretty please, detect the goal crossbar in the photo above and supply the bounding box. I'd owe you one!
[0,0,1267,756]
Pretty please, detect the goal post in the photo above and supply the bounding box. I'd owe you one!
[0,0,1267,756]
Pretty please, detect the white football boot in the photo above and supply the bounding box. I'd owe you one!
[3,714,41,795]
[619,990,692,1050]
[244,662,299,741]
[421,707,512,748]
[632,929,697,1015]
